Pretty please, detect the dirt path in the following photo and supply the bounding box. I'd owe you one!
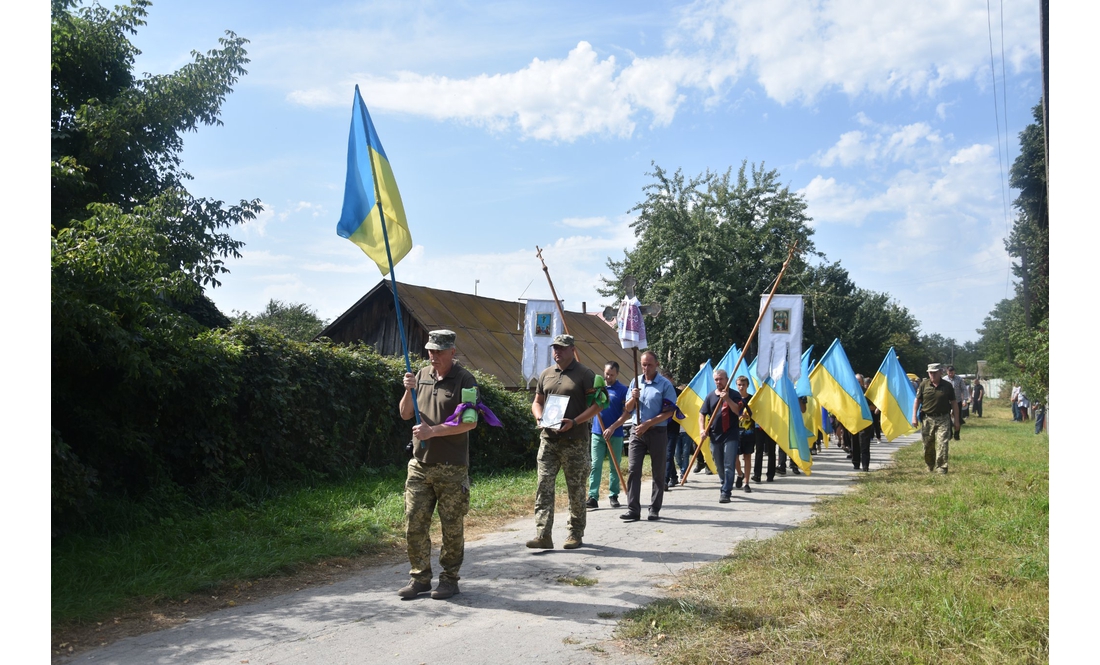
[61,436,913,665]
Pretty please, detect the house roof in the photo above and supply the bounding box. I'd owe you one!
[319,282,638,388]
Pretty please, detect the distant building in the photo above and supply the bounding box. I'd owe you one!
[317,282,637,389]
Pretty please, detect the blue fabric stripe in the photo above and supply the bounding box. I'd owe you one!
[820,339,872,421]
[337,86,388,239]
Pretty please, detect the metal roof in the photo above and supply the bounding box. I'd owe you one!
[320,282,638,389]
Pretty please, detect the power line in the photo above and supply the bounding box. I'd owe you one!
[986,0,1012,240]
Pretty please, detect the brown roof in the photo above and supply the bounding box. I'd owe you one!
[319,282,638,389]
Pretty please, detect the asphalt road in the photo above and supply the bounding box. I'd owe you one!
[65,434,914,665]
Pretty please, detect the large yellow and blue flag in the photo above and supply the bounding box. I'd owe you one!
[337,85,413,274]
[674,360,718,474]
[750,362,814,474]
[809,338,872,434]
[864,347,918,441]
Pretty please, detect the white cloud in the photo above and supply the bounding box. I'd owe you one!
[813,119,944,168]
[241,206,273,236]
[676,0,1039,104]
[560,216,610,229]
[236,249,293,266]
[289,42,713,141]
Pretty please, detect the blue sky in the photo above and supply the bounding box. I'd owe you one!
[128,0,1043,343]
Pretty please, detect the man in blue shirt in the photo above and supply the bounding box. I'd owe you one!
[588,361,628,509]
[609,351,678,522]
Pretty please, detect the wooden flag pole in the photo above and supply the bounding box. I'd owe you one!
[535,246,626,491]
[680,241,799,484]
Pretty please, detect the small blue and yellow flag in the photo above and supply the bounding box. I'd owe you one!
[864,347,918,441]
[750,362,814,474]
[808,338,872,434]
[337,85,412,274]
[674,360,718,474]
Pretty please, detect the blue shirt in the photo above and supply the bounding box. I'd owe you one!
[628,373,678,425]
[592,381,628,437]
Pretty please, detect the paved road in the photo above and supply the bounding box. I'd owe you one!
[66,435,914,665]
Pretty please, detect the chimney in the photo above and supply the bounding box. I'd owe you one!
[582,301,587,314]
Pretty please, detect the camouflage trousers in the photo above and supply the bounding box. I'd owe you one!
[534,433,591,540]
[921,414,951,473]
[405,458,470,584]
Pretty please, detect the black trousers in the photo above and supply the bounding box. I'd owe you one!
[753,430,776,481]
[626,427,667,516]
[851,427,871,470]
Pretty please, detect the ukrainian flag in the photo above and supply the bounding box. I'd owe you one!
[716,343,754,390]
[795,346,825,443]
[741,357,760,395]
[808,338,872,434]
[337,85,412,274]
[750,362,814,474]
[864,347,918,441]
[674,361,718,474]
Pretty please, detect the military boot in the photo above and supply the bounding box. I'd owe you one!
[563,533,583,549]
[397,579,431,599]
[526,534,554,549]
[431,580,459,600]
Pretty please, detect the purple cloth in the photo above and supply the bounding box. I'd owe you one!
[442,400,503,427]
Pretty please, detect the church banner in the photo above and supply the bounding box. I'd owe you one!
[756,294,804,384]
[522,300,564,386]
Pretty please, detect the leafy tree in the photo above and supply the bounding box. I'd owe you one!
[51,0,259,516]
[233,300,330,342]
[600,163,816,382]
[601,163,928,382]
[976,102,1048,402]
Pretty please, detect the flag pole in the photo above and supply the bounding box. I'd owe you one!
[366,132,421,428]
[535,246,626,490]
[680,241,799,485]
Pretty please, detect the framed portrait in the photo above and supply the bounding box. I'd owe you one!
[535,313,553,336]
[772,309,790,333]
[539,394,569,429]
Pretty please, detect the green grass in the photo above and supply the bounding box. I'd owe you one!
[52,466,542,625]
[617,401,1048,664]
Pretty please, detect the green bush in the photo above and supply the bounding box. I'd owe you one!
[51,322,539,533]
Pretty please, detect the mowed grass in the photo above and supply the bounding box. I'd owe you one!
[617,401,1048,664]
[52,465,545,625]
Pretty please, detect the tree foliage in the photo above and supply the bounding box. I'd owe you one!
[600,163,815,382]
[233,299,330,342]
[976,102,1049,402]
[602,163,928,382]
[51,0,262,520]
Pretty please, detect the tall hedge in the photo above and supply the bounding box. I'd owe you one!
[51,323,539,531]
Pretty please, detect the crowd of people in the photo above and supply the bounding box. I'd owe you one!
[392,329,1032,600]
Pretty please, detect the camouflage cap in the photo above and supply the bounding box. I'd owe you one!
[926,363,943,373]
[425,329,457,350]
[550,333,575,347]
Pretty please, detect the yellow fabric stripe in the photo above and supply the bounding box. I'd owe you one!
[809,364,872,434]
[675,389,717,474]
[865,373,916,441]
[749,383,812,474]
[348,146,412,274]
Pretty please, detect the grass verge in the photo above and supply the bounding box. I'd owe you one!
[616,401,1048,664]
[53,465,543,627]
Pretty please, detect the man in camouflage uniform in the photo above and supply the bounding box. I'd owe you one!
[528,334,602,550]
[398,330,479,600]
[911,363,959,474]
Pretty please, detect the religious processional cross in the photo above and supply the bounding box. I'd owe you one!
[601,276,662,425]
